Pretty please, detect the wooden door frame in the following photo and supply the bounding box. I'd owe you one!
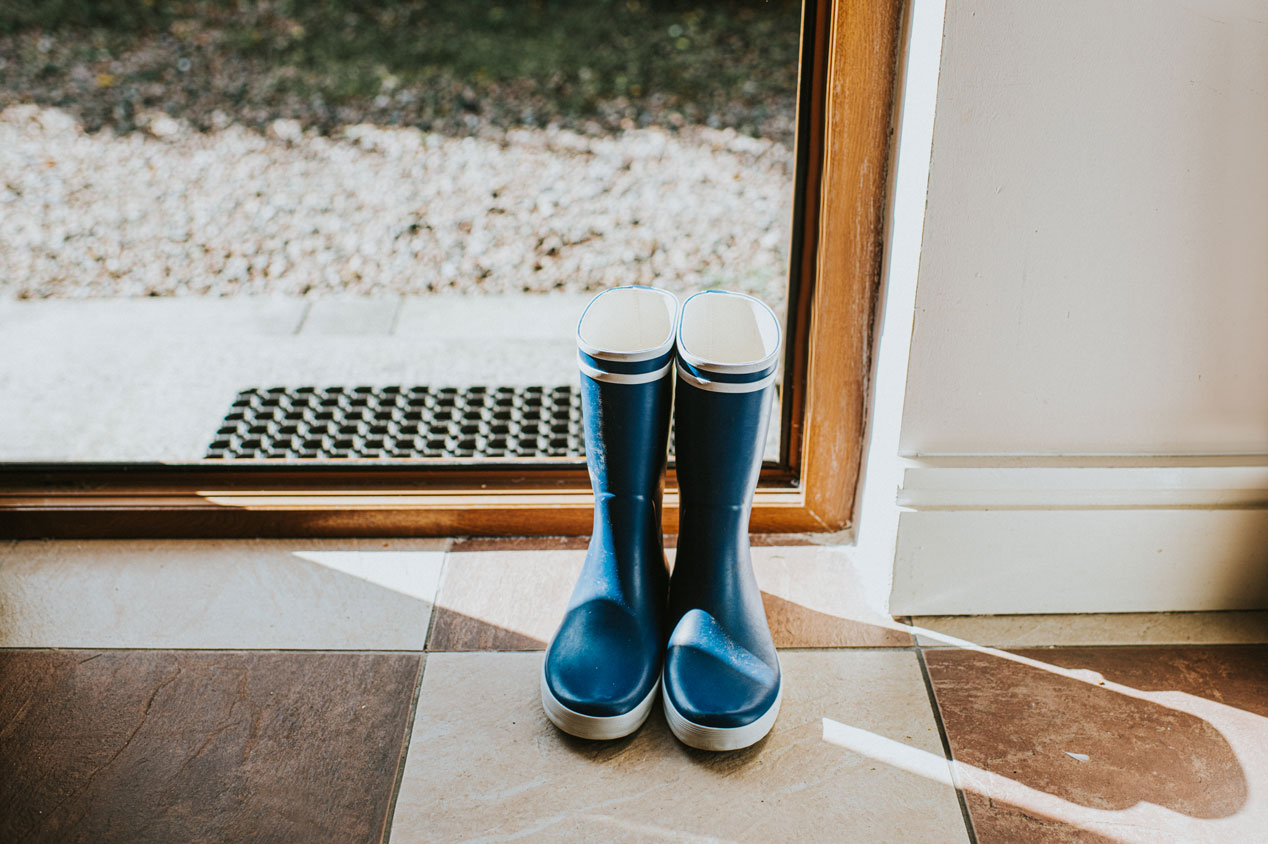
[0,0,905,539]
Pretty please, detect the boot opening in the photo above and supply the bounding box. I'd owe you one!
[679,291,780,367]
[578,286,677,356]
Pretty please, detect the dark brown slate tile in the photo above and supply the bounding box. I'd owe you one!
[924,646,1268,843]
[1036,645,1268,718]
[0,650,420,844]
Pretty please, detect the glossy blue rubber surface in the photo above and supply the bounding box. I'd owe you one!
[543,334,672,721]
[664,376,780,730]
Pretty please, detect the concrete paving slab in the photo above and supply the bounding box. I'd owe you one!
[299,296,402,335]
[0,293,783,462]
[0,295,308,336]
[0,295,576,461]
[395,292,593,340]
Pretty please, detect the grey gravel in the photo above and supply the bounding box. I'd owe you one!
[0,104,793,303]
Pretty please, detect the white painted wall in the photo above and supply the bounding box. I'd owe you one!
[839,0,947,614]
[901,0,1268,456]
[884,0,1268,613]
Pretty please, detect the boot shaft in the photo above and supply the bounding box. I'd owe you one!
[576,286,678,500]
[672,382,773,513]
[672,290,781,513]
[670,381,775,629]
[580,373,673,501]
[670,289,781,601]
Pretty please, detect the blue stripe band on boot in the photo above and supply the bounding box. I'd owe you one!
[676,357,778,390]
[579,348,676,377]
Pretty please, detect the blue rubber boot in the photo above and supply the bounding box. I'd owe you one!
[542,286,678,740]
[663,290,782,751]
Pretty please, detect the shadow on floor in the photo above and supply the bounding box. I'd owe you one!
[427,592,908,651]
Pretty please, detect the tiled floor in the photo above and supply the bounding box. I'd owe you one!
[1,539,1266,843]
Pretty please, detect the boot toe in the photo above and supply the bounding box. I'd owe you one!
[663,609,780,729]
[544,598,659,718]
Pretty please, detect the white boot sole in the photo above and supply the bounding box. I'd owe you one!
[541,668,659,740]
[662,676,782,752]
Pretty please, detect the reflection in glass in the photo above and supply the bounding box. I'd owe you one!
[0,1,802,462]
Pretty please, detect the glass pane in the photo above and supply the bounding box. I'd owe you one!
[0,1,802,463]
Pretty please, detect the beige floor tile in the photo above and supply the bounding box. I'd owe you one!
[428,550,584,650]
[911,611,1268,648]
[753,546,913,647]
[391,650,969,843]
[429,545,909,652]
[0,539,445,649]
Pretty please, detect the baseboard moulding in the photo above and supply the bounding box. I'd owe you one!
[890,455,1268,615]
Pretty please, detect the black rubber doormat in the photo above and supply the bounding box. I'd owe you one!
[206,386,584,460]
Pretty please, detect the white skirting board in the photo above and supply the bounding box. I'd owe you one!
[889,456,1268,615]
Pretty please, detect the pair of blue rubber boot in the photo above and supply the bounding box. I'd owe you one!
[541,285,781,751]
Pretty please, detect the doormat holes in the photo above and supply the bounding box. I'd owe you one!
[206,386,586,459]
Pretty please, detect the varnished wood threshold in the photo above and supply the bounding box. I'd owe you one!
[0,487,817,538]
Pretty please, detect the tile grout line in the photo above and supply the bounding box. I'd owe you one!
[380,550,451,842]
[294,299,313,334]
[379,652,428,844]
[914,645,980,844]
[422,547,452,652]
[380,549,451,836]
[387,294,405,336]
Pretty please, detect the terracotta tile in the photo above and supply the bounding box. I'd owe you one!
[925,646,1268,843]
[0,540,444,649]
[0,649,420,844]
[912,612,1268,648]
[430,545,906,652]
[391,650,968,843]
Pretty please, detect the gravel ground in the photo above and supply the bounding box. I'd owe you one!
[0,104,792,302]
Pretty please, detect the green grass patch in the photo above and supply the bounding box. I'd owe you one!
[0,0,801,137]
